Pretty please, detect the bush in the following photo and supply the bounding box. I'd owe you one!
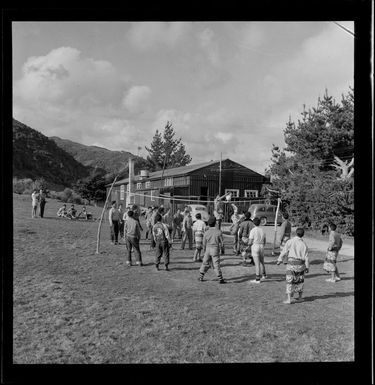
[49,190,59,200]
[71,192,84,205]
[13,178,34,194]
[57,188,73,203]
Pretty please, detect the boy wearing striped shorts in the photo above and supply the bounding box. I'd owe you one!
[277,227,309,304]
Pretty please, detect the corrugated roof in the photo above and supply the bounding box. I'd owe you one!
[111,159,219,186]
[108,158,264,187]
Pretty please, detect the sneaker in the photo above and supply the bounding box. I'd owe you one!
[135,262,143,266]
[326,278,336,282]
[335,277,341,281]
[219,279,227,284]
[198,276,204,282]
[261,275,267,281]
[165,266,170,271]
[155,265,160,271]
[250,279,260,284]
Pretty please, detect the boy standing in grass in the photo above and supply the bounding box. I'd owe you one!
[192,213,206,262]
[152,213,172,271]
[248,217,267,284]
[31,189,39,218]
[181,210,193,250]
[198,216,226,284]
[108,201,120,245]
[323,223,343,282]
[277,227,309,304]
[238,212,255,266]
[124,210,143,267]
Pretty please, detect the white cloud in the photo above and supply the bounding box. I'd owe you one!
[128,22,192,51]
[14,47,126,106]
[122,85,152,113]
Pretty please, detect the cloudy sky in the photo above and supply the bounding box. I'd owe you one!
[13,21,354,174]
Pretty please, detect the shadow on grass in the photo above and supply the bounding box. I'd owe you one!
[301,291,354,302]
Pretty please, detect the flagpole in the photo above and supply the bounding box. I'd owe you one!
[219,152,222,197]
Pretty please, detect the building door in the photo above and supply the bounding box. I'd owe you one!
[200,186,208,203]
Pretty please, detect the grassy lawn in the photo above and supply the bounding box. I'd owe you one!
[13,194,354,363]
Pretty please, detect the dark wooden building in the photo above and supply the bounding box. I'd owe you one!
[107,159,269,215]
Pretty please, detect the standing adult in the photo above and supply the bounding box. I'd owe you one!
[132,204,143,233]
[144,207,153,240]
[31,189,39,218]
[181,210,193,250]
[108,201,121,245]
[163,208,173,238]
[172,209,183,241]
[38,189,47,218]
[230,203,242,255]
[124,210,143,266]
[238,212,255,266]
[279,213,292,259]
[118,203,125,240]
[152,213,172,271]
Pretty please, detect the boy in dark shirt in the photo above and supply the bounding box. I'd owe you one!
[198,216,226,284]
[238,212,255,266]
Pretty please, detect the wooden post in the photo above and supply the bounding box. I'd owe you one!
[271,197,281,256]
[95,175,118,254]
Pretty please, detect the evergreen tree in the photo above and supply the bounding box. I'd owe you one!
[145,130,164,171]
[145,122,192,171]
[267,88,354,235]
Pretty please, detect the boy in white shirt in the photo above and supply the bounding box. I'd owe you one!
[277,227,309,304]
[192,213,206,262]
[248,217,267,284]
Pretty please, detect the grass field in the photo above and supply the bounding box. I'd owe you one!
[13,194,354,363]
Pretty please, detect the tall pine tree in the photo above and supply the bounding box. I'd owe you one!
[145,122,192,171]
[267,88,354,235]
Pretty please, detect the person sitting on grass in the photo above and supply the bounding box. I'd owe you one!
[66,204,77,220]
[57,204,68,218]
[192,213,206,262]
[152,213,172,271]
[277,227,309,304]
[198,216,226,284]
[77,206,92,220]
[323,223,343,282]
[248,217,267,284]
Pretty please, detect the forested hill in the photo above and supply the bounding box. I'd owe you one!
[13,119,90,188]
[50,136,139,175]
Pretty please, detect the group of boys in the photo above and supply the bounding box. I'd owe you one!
[56,204,92,220]
[108,200,344,304]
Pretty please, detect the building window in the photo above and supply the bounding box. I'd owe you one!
[225,189,239,198]
[145,181,151,189]
[120,185,125,200]
[244,189,258,198]
[164,178,173,187]
[136,182,142,190]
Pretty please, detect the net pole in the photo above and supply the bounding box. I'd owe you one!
[95,175,118,254]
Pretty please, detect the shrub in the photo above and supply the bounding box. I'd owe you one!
[49,190,59,200]
[57,188,73,203]
[13,177,34,194]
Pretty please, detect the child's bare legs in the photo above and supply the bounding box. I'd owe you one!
[194,248,201,261]
[335,265,341,280]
